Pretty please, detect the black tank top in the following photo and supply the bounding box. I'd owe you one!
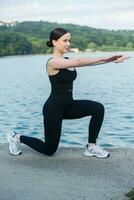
[46,57,77,95]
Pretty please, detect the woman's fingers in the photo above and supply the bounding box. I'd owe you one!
[114,56,131,63]
[103,55,131,63]
[104,55,123,62]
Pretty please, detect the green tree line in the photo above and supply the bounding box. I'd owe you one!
[0,21,134,56]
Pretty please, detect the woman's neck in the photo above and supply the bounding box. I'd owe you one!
[53,49,63,58]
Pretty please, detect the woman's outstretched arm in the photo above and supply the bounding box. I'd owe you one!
[48,55,130,69]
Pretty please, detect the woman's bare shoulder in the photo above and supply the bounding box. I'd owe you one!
[48,57,77,69]
[46,57,60,75]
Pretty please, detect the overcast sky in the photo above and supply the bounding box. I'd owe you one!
[0,0,134,30]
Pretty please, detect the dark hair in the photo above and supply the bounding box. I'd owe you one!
[46,27,68,47]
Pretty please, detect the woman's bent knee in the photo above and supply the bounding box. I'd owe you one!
[96,102,105,115]
[45,147,57,156]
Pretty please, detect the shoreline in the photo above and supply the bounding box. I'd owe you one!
[0,50,134,59]
[0,144,133,200]
[0,140,134,149]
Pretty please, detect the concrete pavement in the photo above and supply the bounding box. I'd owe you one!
[0,144,133,200]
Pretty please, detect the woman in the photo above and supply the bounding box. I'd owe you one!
[7,27,129,158]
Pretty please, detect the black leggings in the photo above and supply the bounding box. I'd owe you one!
[20,100,104,156]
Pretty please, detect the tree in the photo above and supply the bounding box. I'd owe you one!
[126,42,133,49]
[0,32,32,56]
[87,42,97,50]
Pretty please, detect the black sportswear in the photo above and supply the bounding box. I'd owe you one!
[20,57,104,155]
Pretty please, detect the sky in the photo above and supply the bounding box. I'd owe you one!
[0,0,134,30]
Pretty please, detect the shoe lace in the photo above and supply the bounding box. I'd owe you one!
[91,145,105,154]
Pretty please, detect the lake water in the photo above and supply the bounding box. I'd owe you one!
[0,52,134,148]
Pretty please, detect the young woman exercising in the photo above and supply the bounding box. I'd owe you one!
[7,27,129,158]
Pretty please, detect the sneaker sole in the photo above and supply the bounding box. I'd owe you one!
[84,151,110,158]
[9,144,22,156]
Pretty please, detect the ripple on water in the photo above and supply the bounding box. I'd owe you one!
[124,115,134,119]
[60,139,82,147]
[99,143,114,148]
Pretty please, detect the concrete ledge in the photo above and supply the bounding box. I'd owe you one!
[0,144,134,200]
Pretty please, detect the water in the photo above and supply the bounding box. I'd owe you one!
[0,52,134,148]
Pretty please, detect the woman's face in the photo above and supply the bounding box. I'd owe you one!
[53,32,71,54]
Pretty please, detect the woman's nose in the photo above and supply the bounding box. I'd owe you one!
[67,41,70,46]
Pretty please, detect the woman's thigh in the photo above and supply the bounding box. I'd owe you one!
[64,100,104,119]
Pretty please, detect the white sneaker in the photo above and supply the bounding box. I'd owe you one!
[84,144,110,158]
[7,131,22,156]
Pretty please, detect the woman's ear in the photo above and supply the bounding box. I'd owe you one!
[52,40,57,47]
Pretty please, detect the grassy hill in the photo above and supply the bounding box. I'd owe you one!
[0,20,134,56]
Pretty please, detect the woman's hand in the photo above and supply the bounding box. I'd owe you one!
[114,55,131,63]
[102,55,131,63]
